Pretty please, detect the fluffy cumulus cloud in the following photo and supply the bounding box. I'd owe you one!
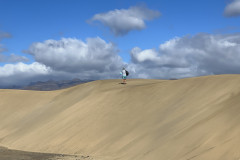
[90,5,160,36]
[1,34,240,88]
[129,33,240,79]
[0,37,125,87]
[224,0,240,17]
[25,37,124,77]
[0,62,51,87]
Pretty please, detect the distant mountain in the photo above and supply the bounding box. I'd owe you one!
[22,79,94,91]
[0,85,22,89]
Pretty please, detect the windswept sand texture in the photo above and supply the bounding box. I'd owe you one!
[1,75,240,160]
[0,146,90,160]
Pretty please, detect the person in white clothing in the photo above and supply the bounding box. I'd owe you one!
[120,67,127,84]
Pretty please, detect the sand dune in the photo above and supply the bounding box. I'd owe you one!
[0,146,89,160]
[1,75,240,160]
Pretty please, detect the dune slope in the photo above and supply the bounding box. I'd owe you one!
[0,75,240,160]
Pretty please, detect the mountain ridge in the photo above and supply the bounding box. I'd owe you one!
[0,78,94,90]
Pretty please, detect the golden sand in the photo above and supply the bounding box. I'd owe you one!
[1,75,240,160]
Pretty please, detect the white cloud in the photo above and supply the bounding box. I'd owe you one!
[0,32,124,87]
[0,62,50,77]
[129,33,240,79]
[90,5,160,36]
[0,37,125,87]
[25,37,124,76]
[224,0,240,17]
[1,34,240,87]
[0,62,52,87]
[0,37,126,87]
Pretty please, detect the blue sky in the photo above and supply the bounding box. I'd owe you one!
[0,0,240,87]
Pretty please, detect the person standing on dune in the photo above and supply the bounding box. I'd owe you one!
[120,67,128,84]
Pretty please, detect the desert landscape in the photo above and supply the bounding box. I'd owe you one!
[0,146,90,160]
[0,75,240,160]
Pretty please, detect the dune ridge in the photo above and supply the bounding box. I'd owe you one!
[0,75,240,160]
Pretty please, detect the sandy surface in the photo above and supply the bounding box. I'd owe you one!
[0,146,92,160]
[1,75,240,160]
